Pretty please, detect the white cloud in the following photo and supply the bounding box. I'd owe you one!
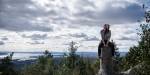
[0,0,146,52]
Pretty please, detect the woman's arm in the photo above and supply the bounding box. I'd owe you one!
[106,30,111,45]
[101,30,106,45]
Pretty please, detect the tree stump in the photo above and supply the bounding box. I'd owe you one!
[98,46,113,75]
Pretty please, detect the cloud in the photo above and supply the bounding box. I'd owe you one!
[0,0,146,52]
[118,36,137,41]
[69,33,88,38]
[0,41,5,45]
[84,36,99,41]
[27,41,44,45]
[21,33,48,40]
[1,37,8,40]
[68,33,99,41]
[71,0,144,26]
[0,0,144,33]
[0,0,54,32]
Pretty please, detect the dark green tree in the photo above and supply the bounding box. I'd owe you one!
[0,52,18,75]
[121,4,150,74]
[65,41,79,69]
[21,50,54,75]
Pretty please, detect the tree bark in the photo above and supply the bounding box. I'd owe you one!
[98,46,113,75]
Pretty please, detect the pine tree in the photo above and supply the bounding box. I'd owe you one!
[122,4,150,74]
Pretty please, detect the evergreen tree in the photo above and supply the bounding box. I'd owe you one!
[121,4,150,74]
[0,52,18,75]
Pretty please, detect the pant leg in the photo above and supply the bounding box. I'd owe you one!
[108,42,115,56]
[98,41,103,57]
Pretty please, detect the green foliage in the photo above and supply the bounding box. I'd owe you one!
[130,61,150,75]
[122,24,150,70]
[91,59,100,74]
[68,41,78,54]
[118,9,150,74]
[111,40,124,73]
[21,50,54,75]
[20,42,100,75]
[0,52,18,75]
[57,41,99,75]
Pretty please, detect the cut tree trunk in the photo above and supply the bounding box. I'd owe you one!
[98,46,113,75]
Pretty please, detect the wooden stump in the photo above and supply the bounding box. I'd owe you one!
[98,46,113,75]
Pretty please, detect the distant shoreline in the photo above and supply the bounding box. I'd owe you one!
[0,52,127,60]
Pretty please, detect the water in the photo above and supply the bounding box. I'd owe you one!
[0,52,127,60]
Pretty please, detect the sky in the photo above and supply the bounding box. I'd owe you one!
[0,0,149,52]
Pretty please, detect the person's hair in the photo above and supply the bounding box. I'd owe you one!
[104,24,110,34]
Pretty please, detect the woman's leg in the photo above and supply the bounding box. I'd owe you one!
[98,41,103,58]
[108,42,115,56]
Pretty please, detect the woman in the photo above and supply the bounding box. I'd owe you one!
[98,24,114,58]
